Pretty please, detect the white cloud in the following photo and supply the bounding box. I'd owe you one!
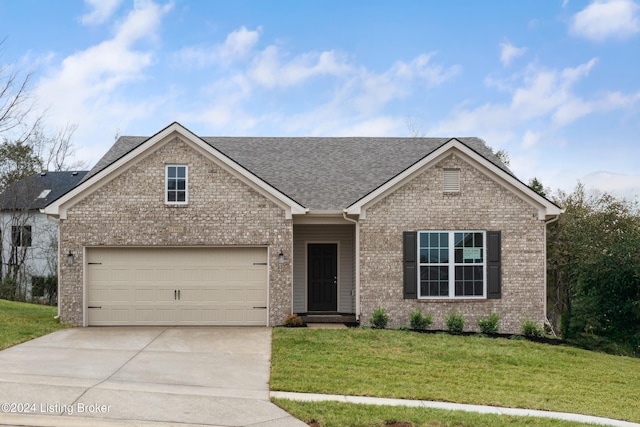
[570,0,640,41]
[499,42,527,67]
[248,47,352,88]
[36,1,172,142]
[582,171,640,200]
[81,0,122,25]
[177,26,261,66]
[428,58,640,145]
[522,130,540,149]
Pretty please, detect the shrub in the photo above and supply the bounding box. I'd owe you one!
[284,314,303,327]
[370,307,389,329]
[409,309,432,330]
[445,311,465,334]
[521,319,544,338]
[477,311,500,334]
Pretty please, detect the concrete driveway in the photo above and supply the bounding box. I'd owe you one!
[0,327,306,427]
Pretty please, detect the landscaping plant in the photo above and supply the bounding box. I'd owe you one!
[521,319,544,338]
[409,309,432,331]
[478,311,500,334]
[445,311,465,334]
[370,307,389,329]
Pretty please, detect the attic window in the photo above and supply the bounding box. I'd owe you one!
[443,169,460,193]
[37,189,52,199]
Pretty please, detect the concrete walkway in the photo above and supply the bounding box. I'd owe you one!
[270,391,640,427]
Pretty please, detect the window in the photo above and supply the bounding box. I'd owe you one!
[418,231,485,298]
[12,225,32,247]
[166,165,188,204]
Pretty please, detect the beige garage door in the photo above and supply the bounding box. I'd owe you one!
[86,247,268,326]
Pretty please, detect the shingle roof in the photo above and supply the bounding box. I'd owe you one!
[0,171,89,210]
[81,135,511,210]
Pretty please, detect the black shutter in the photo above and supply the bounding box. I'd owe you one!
[403,231,418,299]
[487,230,501,299]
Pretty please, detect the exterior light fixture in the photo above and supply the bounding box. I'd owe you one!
[67,251,74,265]
[278,249,285,264]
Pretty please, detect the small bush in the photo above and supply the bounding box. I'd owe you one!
[284,313,303,327]
[370,307,389,329]
[409,309,432,330]
[395,325,409,331]
[445,311,465,334]
[477,311,500,334]
[521,319,544,338]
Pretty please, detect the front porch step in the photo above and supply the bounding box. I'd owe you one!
[299,313,357,324]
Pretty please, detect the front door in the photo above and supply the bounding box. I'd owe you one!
[307,243,338,312]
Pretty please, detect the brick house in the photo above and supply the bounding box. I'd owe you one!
[43,122,562,333]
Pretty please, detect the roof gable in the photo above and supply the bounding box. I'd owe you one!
[43,123,306,219]
[346,139,562,220]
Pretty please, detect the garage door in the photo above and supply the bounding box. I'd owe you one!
[86,247,268,326]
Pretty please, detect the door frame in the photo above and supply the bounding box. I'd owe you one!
[305,241,339,312]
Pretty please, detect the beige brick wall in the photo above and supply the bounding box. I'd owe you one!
[359,154,546,334]
[59,136,293,326]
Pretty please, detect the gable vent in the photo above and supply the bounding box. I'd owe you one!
[443,169,460,193]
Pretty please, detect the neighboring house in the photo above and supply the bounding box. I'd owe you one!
[0,171,88,298]
[43,122,562,333]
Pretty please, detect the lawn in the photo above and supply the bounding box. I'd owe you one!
[271,328,640,424]
[273,399,594,427]
[0,299,70,350]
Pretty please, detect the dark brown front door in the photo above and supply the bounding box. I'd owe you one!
[307,243,338,312]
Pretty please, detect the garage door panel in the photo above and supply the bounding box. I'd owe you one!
[87,247,268,326]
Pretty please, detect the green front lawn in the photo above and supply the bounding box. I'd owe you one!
[273,399,593,427]
[0,299,70,350]
[271,328,640,424]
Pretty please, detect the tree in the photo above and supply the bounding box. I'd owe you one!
[0,140,42,191]
[529,177,546,197]
[494,149,510,167]
[547,184,640,353]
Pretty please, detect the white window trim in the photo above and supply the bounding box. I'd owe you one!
[165,165,188,205]
[417,230,487,299]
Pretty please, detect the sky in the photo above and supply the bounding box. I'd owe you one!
[0,0,639,200]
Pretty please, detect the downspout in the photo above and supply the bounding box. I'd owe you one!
[342,211,360,321]
[44,213,61,320]
[543,213,562,336]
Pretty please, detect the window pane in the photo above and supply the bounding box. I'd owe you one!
[168,180,176,190]
[177,192,186,202]
[167,192,176,202]
[455,281,463,296]
[177,180,186,190]
[430,249,439,263]
[429,233,438,247]
[455,248,463,263]
[454,232,464,247]
[177,166,186,178]
[439,282,449,296]
[440,249,449,263]
[168,167,176,178]
[440,233,448,247]
[420,233,430,248]
[420,249,428,263]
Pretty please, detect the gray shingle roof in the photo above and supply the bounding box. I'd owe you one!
[81,134,511,210]
[1,171,89,210]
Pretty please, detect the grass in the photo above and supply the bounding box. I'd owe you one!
[271,328,640,424]
[272,399,595,427]
[0,299,71,350]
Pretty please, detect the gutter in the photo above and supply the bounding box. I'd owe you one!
[342,211,360,322]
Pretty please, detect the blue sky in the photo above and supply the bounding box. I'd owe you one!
[1,0,639,199]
